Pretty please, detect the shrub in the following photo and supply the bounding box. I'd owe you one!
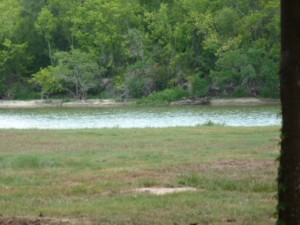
[189,75,209,97]
[138,88,188,105]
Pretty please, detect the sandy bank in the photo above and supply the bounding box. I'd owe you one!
[0,98,279,108]
[209,98,280,106]
[170,97,279,106]
[0,99,126,108]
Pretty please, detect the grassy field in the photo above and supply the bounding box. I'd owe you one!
[0,126,279,225]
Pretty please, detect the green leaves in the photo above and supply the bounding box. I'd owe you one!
[52,49,102,99]
[0,0,280,99]
[189,75,209,97]
[211,45,279,97]
[0,0,22,40]
[0,39,29,76]
[35,7,58,41]
[30,67,62,96]
[214,7,240,37]
[31,49,102,99]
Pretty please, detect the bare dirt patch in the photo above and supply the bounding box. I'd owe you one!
[134,187,197,195]
[0,216,93,225]
[208,159,277,170]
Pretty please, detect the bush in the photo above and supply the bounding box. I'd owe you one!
[123,60,156,99]
[124,74,148,98]
[138,88,189,105]
[189,75,209,97]
[7,83,40,100]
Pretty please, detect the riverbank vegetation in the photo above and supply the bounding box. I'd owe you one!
[0,0,279,100]
[0,127,279,224]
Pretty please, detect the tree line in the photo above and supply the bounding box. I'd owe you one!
[0,0,280,100]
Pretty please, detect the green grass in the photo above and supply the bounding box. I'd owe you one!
[0,127,279,224]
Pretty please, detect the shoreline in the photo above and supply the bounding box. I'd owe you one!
[0,97,280,109]
[0,99,126,108]
[209,97,280,106]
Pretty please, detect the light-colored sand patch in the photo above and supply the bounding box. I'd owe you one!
[0,97,279,108]
[0,99,125,108]
[210,98,279,106]
[135,187,197,195]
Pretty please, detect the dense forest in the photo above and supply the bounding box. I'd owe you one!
[0,0,280,100]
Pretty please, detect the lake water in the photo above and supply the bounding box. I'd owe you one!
[0,105,281,129]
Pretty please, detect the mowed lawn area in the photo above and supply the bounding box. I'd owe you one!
[0,127,279,225]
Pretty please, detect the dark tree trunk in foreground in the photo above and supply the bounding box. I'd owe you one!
[278,1,300,224]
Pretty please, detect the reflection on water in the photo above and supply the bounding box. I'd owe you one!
[0,105,280,129]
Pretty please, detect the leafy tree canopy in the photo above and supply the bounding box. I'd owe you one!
[0,0,280,99]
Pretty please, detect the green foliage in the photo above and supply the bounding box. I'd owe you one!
[0,0,22,40]
[0,39,31,98]
[214,7,240,36]
[123,59,156,98]
[211,46,279,97]
[124,74,148,98]
[189,75,209,97]
[30,67,62,98]
[0,0,280,99]
[35,7,58,41]
[138,88,188,105]
[6,83,40,100]
[52,49,102,99]
[0,39,29,73]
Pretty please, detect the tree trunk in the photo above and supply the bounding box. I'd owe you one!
[278,1,300,224]
[47,40,53,65]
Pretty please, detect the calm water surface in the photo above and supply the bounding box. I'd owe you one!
[0,105,280,129]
